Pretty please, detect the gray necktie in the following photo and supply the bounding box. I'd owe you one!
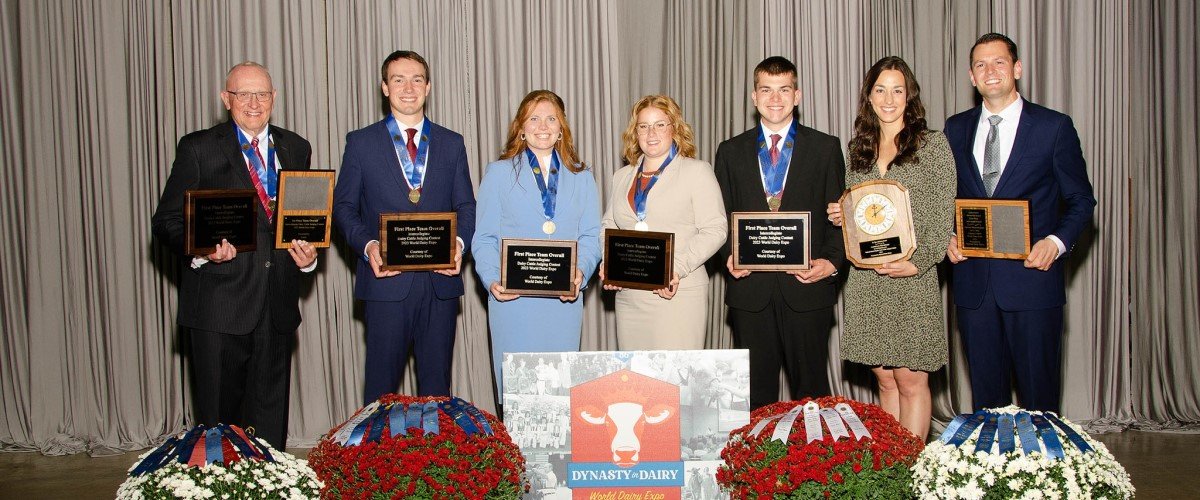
[982,115,1003,196]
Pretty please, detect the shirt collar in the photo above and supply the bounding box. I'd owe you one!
[760,119,794,141]
[394,116,426,144]
[236,124,271,145]
[980,94,1023,124]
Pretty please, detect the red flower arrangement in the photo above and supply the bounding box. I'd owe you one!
[717,396,924,499]
[308,394,527,499]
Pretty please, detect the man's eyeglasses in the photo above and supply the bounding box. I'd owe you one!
[636,121,672,135]
[225,90,274,103]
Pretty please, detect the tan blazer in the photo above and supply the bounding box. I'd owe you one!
[601,156,728,289]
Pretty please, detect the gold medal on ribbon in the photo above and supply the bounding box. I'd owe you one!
[268,199,277,213]
[767,196,782,211]
[542,220,556,235]
[408,189,421,204]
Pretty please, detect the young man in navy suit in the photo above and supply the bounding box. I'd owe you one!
[944,33,1096,413]
[333,51,476,404]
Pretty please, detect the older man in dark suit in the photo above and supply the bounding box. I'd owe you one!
[333,51,476,404]
[715,56,846,410]
[152,61,317,450]
[945,33,1096,413]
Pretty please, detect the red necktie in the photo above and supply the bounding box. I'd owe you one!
[249,138,274,219]
[405,128,418,162]
[769,134,781,164]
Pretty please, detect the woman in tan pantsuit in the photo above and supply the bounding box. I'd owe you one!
[600,95,727,350]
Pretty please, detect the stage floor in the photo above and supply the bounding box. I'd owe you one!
[0,430,1196,498]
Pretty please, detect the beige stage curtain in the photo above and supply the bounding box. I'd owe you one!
[0,0,1194,455]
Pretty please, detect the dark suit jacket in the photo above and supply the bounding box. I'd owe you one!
[152,121,313,335]
[332,118,476,302]
[944,99,1096,311]
[715,124,846,312]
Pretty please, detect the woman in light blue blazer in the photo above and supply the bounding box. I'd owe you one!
[472,90,602,396]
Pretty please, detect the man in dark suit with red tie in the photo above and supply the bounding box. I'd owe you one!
[333,51,476,404]
[715,56,846,410]
[152,62,317,450]
[945,33,1096,413]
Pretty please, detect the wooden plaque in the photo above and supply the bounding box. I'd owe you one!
[838,179,917,268]
[184,189,257,256]
[955,198,1031,259]
[501,238,578,296]
[602,229,674,291]
[275,170,335,249]
[380,212,458,271]
[731,212,811,271]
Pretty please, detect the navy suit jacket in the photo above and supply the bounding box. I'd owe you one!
[152,121,312,335]
[944,99,1096,311]
[333,118,476,302]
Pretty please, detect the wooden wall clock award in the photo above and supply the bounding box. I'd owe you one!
[838,179,916,268]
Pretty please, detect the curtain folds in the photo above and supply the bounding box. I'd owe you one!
[1,0,1195,455]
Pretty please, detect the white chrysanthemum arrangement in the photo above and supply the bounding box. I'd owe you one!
[911,406,1133,500]
[116,424,322,500]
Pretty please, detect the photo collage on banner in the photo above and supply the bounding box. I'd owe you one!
[503,350,750,500]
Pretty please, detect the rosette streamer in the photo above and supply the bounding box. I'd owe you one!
[129,423,274,476]
[331,396,495,447]
[938,408,1095,459]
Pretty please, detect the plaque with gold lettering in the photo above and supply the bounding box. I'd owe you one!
[501,238,578,296]
[838,179,916,268]
[275,170,336,249]
[731,212,810,271]
[380,212,458,271]
[955,198,1031,259]
[185,189,257,256]
[603,229,674,291]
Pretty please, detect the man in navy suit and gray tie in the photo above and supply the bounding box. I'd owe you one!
[944,33,1096,413]
[333,51,476,404]
[152,61,317,450]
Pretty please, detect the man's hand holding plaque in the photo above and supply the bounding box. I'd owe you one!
[730,212,811,271]
[379,212,458,272]
[185,189,258,256]
[953,199,1031,260]
[275,170,335,249]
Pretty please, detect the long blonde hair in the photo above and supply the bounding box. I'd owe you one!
[499,90,585,172]
[621,95,697,166]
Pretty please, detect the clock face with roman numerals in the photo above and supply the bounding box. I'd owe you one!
[853,193,897,236]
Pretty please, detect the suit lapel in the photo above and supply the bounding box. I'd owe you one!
[780,127,810,210]
[374,119,412,198]
[270,125,296,171]
[993,99,1033,197]
[740,131,770,211]
[218,122,255,190]
[961,107,988,196]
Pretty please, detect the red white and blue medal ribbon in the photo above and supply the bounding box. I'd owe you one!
[235,128,277,216]
[756,123,796,208]
[385,115,431,196]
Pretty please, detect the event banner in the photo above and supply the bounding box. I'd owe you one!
[503,350,750,499]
